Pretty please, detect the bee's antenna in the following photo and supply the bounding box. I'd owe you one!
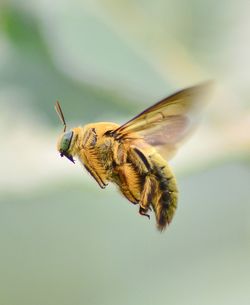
[55,101,67,132]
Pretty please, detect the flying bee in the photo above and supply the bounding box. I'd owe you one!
[55,83,211,231]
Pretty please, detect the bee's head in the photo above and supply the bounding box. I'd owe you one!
[55,101,75,164]
[57,130,75,163]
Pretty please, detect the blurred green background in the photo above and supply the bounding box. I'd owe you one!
[0,1,250,305]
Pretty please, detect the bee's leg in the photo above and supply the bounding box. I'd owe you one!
[138,174,155,219]
[78,149,108,189]
[129,146,155,218]
[139,206,150,219]
[83,163,107,189]
[114,164,140,205]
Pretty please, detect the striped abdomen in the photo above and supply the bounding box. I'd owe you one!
[149,158,178,230]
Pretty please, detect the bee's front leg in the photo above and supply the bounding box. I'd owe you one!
[78,148,108,189]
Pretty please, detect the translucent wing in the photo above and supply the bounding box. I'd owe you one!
[114,82,212,160]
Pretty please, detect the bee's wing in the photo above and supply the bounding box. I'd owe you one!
[114,82,212,160]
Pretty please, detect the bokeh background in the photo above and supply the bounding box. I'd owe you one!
[0,1,250,305]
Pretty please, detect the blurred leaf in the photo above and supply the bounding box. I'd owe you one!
[0,5,141,124]
[0,164,249,305]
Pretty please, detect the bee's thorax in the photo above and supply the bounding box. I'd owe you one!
[69,127,84,156]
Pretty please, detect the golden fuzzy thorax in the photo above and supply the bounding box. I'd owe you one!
[58,122,178,231]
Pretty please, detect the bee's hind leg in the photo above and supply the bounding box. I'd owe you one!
[129,146,155,220]
[139,206,150,219]
[138,175,154,220]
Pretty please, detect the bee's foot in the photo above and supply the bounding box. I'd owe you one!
[139,207,150,219]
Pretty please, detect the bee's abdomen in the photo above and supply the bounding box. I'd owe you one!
[150,156,178,231]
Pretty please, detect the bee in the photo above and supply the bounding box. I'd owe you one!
[55,83,211,231]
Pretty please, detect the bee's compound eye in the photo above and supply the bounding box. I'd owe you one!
[60,131,74,152]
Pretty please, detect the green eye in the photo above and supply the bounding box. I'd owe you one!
[60,131,73,153]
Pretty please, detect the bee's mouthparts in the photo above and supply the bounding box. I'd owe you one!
[60,152,75,163]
